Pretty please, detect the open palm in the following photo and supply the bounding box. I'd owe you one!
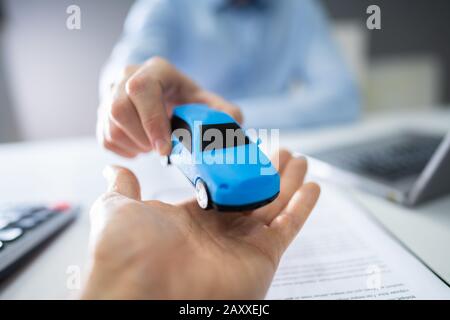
[83,150,320,299]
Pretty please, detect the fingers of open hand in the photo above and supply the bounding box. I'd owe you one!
[251,182,320,266]
[252,150,307,224]
[269,149,292,174]
[269,182,320,250]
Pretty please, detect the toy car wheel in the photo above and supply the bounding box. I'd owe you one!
[195,179,210,209]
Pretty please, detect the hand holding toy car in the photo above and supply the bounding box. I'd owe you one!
[84,150,320,299]
[97,57,242,157]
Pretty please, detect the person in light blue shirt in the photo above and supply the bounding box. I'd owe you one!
[101,0,360,131]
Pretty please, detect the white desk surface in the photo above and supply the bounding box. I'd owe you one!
[0,110,449,299]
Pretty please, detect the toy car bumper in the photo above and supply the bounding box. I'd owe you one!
[212,191,279,212]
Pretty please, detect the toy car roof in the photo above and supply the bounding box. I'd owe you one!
[172,104,237,128]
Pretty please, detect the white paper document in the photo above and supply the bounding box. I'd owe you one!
[266,185,450,300]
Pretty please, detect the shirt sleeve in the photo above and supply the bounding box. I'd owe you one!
[236,0,361,129]
[99,0,176,99]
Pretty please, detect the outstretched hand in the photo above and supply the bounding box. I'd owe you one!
[82,150,320,299]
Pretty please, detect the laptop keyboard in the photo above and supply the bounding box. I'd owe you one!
[313,133,442,181]
[0,203,79,279]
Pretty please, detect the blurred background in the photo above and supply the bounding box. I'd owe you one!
[0,0,449,143]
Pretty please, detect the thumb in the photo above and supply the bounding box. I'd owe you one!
[103,165,141,201]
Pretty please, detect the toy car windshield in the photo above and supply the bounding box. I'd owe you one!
[201,123,250,151]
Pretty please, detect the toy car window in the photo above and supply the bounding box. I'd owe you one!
[201,123,250,151]
[171,116,192,153]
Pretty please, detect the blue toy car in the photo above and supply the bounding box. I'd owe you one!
[164,104,280,211]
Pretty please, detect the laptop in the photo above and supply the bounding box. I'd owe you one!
[308,130,450,206]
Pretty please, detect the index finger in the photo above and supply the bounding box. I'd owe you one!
[126,57,197,155]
